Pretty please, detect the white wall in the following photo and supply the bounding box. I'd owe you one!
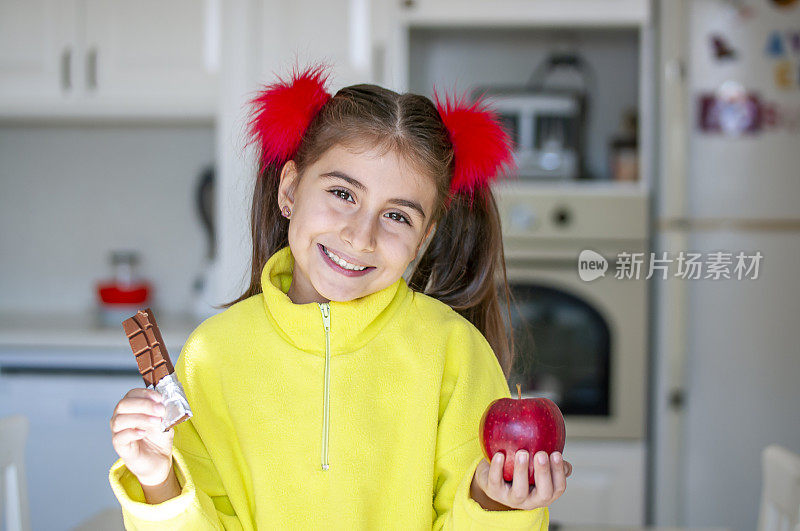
[0,124,215,315]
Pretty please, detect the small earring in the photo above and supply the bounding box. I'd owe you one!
[281,206,291,218]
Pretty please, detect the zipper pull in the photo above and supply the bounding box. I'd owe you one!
[319,302,330,331]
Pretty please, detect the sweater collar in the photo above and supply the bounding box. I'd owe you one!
[260,246,410,355]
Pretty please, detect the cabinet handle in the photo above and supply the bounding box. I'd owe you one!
[668,388,685,411]
[87,47,98,90]
[61,47,72,91]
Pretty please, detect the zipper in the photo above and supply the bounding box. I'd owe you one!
[318,302,331,471]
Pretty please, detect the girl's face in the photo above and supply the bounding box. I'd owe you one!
[277,143,437,304]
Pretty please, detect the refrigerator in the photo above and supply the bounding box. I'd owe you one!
[652,1,800,530]
[647,0,800,531]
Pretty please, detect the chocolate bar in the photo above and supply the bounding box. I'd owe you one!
[123,308,174,387]
[122,308,192,431]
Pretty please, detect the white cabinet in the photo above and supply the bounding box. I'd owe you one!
[256,0,375,92]
[82,0,217,107]
[0,348,142,531]
[0,0,77,101]
[0,0,218,120]
[550,440,646,525]
[385,0,651,93]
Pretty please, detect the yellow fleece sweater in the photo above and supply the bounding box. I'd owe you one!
[109,246,548,529]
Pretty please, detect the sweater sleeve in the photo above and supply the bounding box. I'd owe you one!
[107,331,246,530]
[431,320,549,530]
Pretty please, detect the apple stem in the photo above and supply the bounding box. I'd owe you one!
[516,383,521,400]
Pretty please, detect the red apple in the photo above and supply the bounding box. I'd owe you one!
[479,384,566,484]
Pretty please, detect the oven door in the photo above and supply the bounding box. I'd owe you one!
[500,252,647,440]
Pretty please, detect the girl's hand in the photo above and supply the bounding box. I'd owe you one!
[472,450,572,511]
[110,388,175,486]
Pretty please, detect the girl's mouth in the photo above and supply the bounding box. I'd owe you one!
[318,244,375,277]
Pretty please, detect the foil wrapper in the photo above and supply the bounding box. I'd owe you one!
[147,372,193,431]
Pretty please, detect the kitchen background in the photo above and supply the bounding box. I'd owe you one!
[1,1,799,530]
[0,124,214,314]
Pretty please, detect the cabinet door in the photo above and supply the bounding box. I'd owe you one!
[0,370,142,531]
[548,440,645,525]
[82,0,217,114]
[0,0,78,101]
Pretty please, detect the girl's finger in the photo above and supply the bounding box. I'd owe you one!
[487,452,506,493]
[510,450,531,503]
[125,388,164,404]
[476,458,491,488]
[551,452,568,497]
[564,459,573,478]
[532,451,553,500]
[114,397,166,417]
[112,427,147,447]
[110,413,164,434]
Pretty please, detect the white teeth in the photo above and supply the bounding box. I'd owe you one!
[323,247,367,271]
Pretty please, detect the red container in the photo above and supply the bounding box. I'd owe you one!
[97,282,151,305]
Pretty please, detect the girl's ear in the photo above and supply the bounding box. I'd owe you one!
[277,160,299,210]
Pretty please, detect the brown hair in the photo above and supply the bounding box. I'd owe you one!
[220,84,518,377]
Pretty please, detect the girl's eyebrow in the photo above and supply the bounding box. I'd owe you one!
[320,171,427,221]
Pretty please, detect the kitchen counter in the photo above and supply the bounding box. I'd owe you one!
[0,311,203,370]
[0,310,201,348]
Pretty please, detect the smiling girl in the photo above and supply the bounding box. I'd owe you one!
[108,63,571,529]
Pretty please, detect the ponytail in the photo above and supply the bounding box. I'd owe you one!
[219,161,288,308]
[408,187,517,378]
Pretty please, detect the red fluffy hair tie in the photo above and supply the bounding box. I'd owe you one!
[246,63,332,169]
[433,89,516,205]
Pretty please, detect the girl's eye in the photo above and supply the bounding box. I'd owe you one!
[330,188,353,203]
[387,212,411,225]
[328,188,411,226]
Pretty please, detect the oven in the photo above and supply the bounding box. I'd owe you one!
[494,183,648,440]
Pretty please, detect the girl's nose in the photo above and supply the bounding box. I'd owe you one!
[342,213,377,252]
